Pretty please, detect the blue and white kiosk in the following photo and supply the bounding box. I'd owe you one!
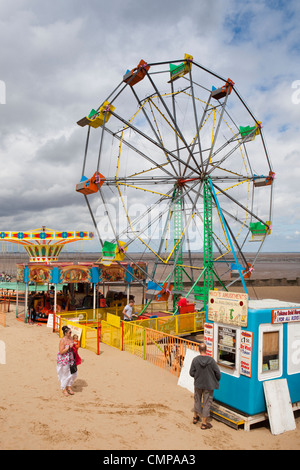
[204,290,300,418]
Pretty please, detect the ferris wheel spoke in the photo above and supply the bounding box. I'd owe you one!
[124,180,200,254]
[96,110,108,173]
[184,189,238,264]
[113,187,174,244]
[208,183,253,233]
[170,80,181,175]
[147,97,184,174]
[182,133,241,181]
[116,182,172,198]
[186,63,204,171]
[128,162,173,178]
[192,59,228,83]
[218,209,249,270]
[151,195,176,278]
[204,94,235,175]
[108,111,202,177]
[103,126,175,179]
[205,133,255,178]
[84,195,103,248]
[183,93,213,178]
[81,126,91,178]
[130,86,179,176]
[145,70,204,175]
[213,182,269,227]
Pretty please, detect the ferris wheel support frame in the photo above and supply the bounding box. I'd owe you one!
[209,179,248,294]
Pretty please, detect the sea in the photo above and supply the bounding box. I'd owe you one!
[0,251,299,281]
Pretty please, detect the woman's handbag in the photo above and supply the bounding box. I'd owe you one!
[70,362,77,374]
[69,347,77,374]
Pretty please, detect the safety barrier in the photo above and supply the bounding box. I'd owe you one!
[85,325,101,355]
[101,321,122,350]
[133,312,204,335]
[58,316,101,355]
[56,311,204,373]
[54,302,171,332]
[0,296,10,313]
[0,290,24,305]
[122,322,145,358]
[144,327,200,377]
[122,321,201,376]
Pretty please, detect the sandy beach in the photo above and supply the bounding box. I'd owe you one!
[1,285,300,451]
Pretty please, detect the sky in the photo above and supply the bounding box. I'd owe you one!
[0,0,299,254]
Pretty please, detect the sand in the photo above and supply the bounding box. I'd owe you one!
[1,287,300,451]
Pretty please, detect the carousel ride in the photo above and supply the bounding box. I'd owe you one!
[0,227,94,262]
[0,227,94,322]
[76,55,274,313]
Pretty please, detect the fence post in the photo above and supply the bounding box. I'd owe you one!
[24,283,28,324]
[16,283,19,318]
[97,322,100,355]
[143,328,146,360]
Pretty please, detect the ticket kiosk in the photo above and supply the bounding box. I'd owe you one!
[204,291,300,416]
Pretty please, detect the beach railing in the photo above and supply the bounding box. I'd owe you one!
[133,312,205,335]
[58,316,101,355]
[101,320,122,350]
[53,302,171,331]
[56,311,203,373]
[54,307,204,374]
[122,323,200,377]
[122,322,145,358]
[0,295,11,313]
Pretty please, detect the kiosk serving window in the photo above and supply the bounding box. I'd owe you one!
[217,326,237,369]
[262,331,279,372]
[258,324,282,380]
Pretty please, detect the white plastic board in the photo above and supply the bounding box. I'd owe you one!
[46,314,54,328]
[177,348,199,393]
[263,379,296,435]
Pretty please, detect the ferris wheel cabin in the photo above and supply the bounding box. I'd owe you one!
[76,172,105,195]
[77,101,115,128]
[211,78,235,100]
[249,221,272,242]
[123,59,150,86]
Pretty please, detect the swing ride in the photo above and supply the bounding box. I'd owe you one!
[0,227,94,262]
[76,54,274,313]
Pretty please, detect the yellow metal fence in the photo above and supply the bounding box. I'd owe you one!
[122,322,201,376]
[101,320,122,350]
[55,308,204,376]
[55,302,170,325]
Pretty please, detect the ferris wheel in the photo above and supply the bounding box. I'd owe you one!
[76,54,274,311]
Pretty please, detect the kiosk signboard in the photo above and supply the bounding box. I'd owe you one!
[208,290,249,327]
[240,330,253,377]
[272,308,300,324]
[204,323,214,357]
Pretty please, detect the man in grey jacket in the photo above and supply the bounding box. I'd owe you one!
[189,342,221,429]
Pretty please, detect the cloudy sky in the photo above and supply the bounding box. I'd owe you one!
[0,0,299,253]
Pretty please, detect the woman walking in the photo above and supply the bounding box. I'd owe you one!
[57,326,77,396]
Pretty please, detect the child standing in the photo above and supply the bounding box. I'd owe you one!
[72,334,82,366]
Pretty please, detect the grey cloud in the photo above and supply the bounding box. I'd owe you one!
[0,0,299,251]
